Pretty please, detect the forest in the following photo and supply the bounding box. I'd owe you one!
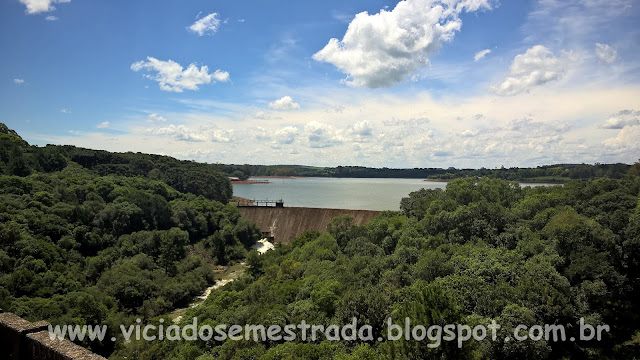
[111,168,640,359]
[0,123,262,356]
[1,122,640,359]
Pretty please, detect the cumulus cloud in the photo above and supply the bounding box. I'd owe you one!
[45,15,58,21]
[600,110,640,129]
[474,49,491,61]
[254,126,271,141]
[268,96,300,111]
[348,120,375,142]
[383,117,430,127]
[595,43,617,64]
[97,121,109,129]
[131,57,229,92]
[492,45,567,96]
[461,129,479,137]
[146,113,167,123]
[305,121,344,148]
[13,79,24,84]
[350,120,373,137]
[274,126,299,145]
[210,129,233,143]
[148,124,233,143]
[603,125,640,151]
[212,70,230,82]
[601,118,639,129]
[19,0,69,14]
[150,124,208,142]
[188,13,221,36]
[313,0,493,88]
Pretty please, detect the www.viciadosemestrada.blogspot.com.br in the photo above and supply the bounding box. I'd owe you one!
[47,317,610,348]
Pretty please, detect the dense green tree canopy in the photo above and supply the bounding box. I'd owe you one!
[111,170,640,359]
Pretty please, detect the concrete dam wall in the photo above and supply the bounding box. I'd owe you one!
[238,207,381,244]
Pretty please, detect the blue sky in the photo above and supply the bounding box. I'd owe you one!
[2,0,639,168]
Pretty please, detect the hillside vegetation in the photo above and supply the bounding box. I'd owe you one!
[0,124,261,356]
[119,171,640,359]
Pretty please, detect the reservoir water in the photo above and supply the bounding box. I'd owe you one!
[232,177,558,211]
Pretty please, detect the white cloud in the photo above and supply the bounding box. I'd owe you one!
[146,113,167,123]
[595,43,617,64]
[274,126,299,145]
[13,79,24,84]
[461,129,479,137]
[600,110,640,129]
[474,49,491,62]
[254,126,271,141]
[304,121,344,148]
[97,121,109,129]
[212,70,230,82]
[268,96,300,111]
[312,0,493,88]
[60,108,71,113]
[349,120,374,140]
[151,124,208,142]
[45,15,58,21]
[19,0,69,14]
[188,13,221,36]
[492,45,568,96]
[148,124,233,143]
[603,125,640,152]
[131,57,229,92]
[601,117,639,129]
[210,129,233,143]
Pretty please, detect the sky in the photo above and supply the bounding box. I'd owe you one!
[1,0,639,168]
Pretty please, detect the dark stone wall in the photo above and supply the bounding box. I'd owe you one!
[0,313,106,360]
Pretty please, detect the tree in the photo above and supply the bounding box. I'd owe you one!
[7,147,30,176]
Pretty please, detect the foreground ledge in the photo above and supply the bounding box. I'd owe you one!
[0,313,106,360]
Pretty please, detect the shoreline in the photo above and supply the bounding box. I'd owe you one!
[423,179,452,183]
[424,178,566,184]
[232,180,270,184]
[237,176,566,184]
[249,176,307,179]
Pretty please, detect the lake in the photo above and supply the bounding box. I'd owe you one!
[232,177,558,211]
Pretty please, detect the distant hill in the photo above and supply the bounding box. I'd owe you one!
[0,123,28,146]
[0,123,231,202]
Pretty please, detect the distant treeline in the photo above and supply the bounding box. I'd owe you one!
[0,123,231,203]
[217,163,632,182]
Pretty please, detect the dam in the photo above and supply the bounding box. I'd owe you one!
[237,206,381,244]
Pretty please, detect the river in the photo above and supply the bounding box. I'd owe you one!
[232,177,558,211]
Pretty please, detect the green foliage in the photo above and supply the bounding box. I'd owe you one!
[0,152,261,356]
[125,172,640,359]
